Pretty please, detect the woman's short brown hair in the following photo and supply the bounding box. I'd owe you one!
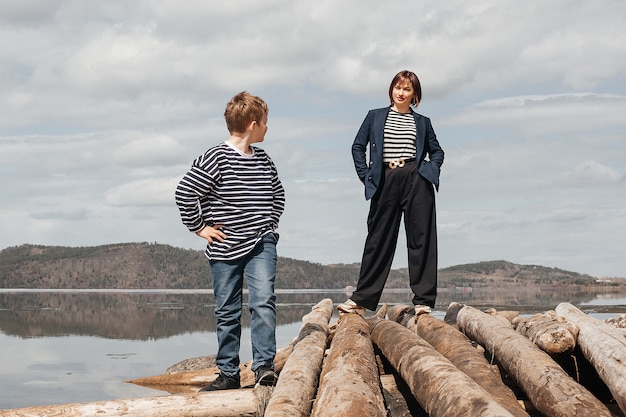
[224,91,269,133]
[388,70,422,106]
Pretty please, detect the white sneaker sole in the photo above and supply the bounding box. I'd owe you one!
[337,303,366,316]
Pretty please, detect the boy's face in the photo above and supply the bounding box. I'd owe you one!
[250,114,268,143]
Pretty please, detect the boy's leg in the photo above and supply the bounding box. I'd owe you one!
[210,259,244,378]
[244,233,278,372]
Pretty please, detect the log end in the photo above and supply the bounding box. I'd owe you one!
[386,304,414,324]
[444,302,465,326]
[375,303,388,319]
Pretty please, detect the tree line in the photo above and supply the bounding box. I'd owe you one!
[0,242,612,290]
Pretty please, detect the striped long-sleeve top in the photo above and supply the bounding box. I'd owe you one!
[175,141,285,261]
[383,108,417,162]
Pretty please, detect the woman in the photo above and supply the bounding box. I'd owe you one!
[339,70,444,316]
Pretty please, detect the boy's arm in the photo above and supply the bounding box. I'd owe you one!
[175,155,220,234]
[195,224,226,244]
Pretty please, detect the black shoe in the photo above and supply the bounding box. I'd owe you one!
[254,365,278,386]
[199,372,240,391]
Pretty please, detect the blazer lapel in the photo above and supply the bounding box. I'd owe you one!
[412,112,426,158]
[373,108,388,157]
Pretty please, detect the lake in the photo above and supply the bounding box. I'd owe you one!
[0,288,624,410]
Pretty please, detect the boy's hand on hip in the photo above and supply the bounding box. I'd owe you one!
[196,225,227,244]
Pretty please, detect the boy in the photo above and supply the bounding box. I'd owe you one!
[175,91,285,391]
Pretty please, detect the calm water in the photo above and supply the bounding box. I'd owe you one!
[0,288,624,410]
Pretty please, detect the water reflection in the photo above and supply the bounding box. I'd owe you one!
[0,291,318,340]
[0,289,624,410]
[1,288,623,340]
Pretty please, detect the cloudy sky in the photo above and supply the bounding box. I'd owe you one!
[1,0,625,278]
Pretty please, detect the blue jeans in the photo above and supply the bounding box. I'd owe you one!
[209,233,278,377]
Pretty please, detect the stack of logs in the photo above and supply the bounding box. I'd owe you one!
[1,300,624,417]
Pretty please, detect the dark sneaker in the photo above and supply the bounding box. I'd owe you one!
[199,372,240,391]
[254,365,278,386]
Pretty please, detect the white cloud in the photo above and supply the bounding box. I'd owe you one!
[447,93,626,134]
[559,160,624,186]
[31,209,90,221]
[105,177,179,207]
[0,0,64,27]
[1,0,626,277]
[67,24,175,98]
[113,133,186,167]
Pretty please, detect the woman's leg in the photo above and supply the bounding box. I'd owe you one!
[351,169,404,310]
[404,173,438,308]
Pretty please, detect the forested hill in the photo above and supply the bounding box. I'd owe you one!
[0,242,615,290]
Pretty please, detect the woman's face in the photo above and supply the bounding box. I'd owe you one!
[392,80,416,108]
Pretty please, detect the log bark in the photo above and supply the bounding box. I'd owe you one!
[264,298,334,417]
[443,301,465,327]
[555,302,626,416]
[406,311,530,417]
[485,308,520,324]
[604,313,626,329]
[165,355,216,374]
[128,345,293,389]
[310,313,386,417]
[512,310,578,355]
[0,390,258,417]
[389,303,526,415]
[379,374,427,417]
[387,304,414,325]
[456,305,612,417]
[368,317,519,417]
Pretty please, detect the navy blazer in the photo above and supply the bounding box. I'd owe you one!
[352,106,444,200]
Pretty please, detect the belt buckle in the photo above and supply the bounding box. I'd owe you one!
[388,158,405,169]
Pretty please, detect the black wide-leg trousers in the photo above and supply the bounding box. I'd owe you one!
[351,163,438,311]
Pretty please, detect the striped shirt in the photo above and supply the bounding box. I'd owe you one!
[383,109,417,162]
[175,141,285,261]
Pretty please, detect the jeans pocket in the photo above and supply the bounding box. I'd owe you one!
[265,232,279,245]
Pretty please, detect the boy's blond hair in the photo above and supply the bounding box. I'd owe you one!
[224,91,269,134]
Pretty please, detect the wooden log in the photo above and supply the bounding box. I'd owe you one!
[456,305,613,417]
[375,302,388,319]
[127,383,201,396]
[512,310,578,355]
[128,344,293,388]
[555,302,626,416]
[604,313,626,329]
[405,310,529,417]
[387,304,414,324]
[485,308,520,324]
[379,374,427,417]
[310,313,387,417]
[0,390,258,417]
[165,355,216,374]
[264,298,334,417]
[368,317,520,417]
[443,301,465,327]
